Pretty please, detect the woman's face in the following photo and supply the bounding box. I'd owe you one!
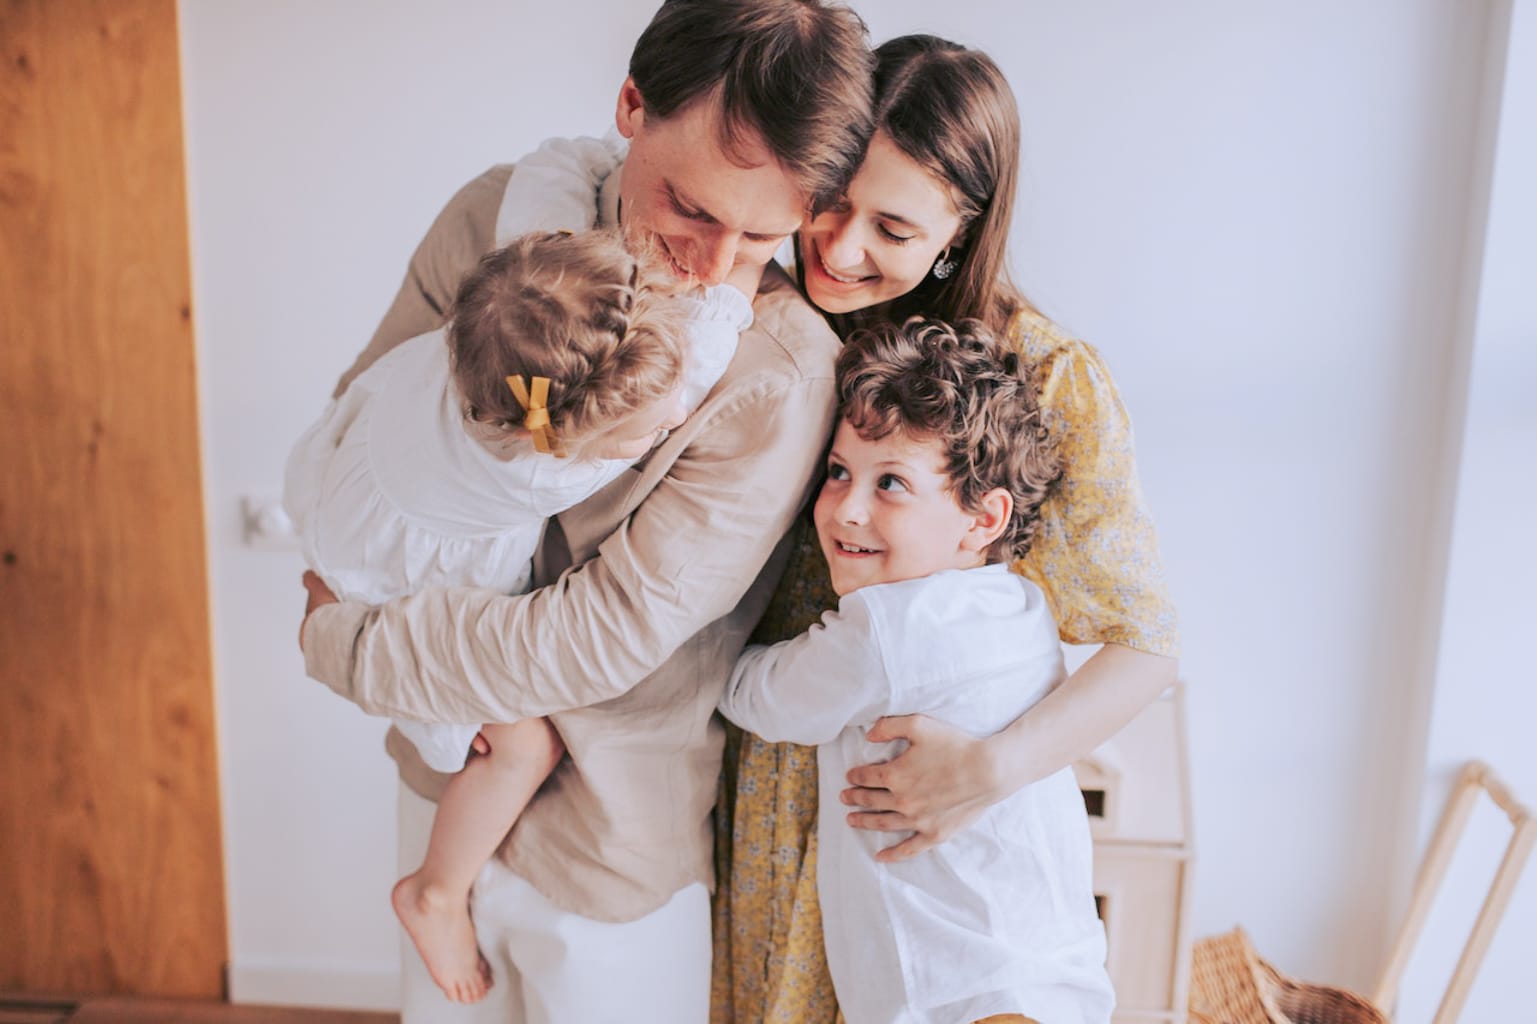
[799,132,965,315]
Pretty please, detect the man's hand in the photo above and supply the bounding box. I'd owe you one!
[841,714,1002,863]
[299,570,339,650]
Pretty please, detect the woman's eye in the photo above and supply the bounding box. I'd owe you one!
[877,224,914,244]
[877,474,907,492]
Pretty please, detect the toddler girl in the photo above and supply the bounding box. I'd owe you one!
[284,228,749,1003]
[719,318,1114,1024]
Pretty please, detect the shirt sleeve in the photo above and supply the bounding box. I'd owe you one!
[719,592,890,746]
[302,365,838,724]
[1012,320,1180,657]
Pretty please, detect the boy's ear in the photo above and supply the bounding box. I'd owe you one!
[962,487,1013,555]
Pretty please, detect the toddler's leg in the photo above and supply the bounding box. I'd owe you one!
[393,717,564,1005]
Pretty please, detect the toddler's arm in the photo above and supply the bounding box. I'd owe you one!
[719,596,888,747]
[331,135,622,397]
[491,134,624,242]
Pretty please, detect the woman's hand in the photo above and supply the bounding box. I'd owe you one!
[844,646,1178,863]
[299,570,339,649]
[842,714,1004,863]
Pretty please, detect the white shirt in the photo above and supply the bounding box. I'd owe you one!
[721,564,1115,1024]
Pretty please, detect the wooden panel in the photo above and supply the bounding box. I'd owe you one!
[1095,846,1191,1020]
[0,0,226,998]
[0,996,399,1024]
[71,997,398,1024]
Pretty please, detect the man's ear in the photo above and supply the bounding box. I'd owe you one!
[615,77,645,140]
[962,487,1013,554]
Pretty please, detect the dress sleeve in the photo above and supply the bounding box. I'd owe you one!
[489,135,623,241]
[1013,322,1180,657]
[719,595,889,746]
[328,136,622,399]
[301,364,839,724]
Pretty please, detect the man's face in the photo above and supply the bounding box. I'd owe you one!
[614,79,805,288]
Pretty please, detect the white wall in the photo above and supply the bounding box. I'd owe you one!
[176,0,1519,1012]
[1396,2,1537,1021]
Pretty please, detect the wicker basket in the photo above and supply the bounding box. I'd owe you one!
[1188,927,1387,1024]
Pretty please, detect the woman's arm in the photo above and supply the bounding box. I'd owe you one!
[843,643,1176,861]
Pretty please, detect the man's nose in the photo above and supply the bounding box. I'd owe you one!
[691,233,736,286]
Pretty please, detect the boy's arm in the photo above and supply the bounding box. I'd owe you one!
[719,595,889,747]
[302,364,837,724]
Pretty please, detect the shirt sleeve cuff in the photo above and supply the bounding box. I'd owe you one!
[301,599,372,699]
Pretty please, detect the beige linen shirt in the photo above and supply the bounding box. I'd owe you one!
[302,162,839,921]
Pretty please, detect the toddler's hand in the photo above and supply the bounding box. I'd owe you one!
[299,570,339,650]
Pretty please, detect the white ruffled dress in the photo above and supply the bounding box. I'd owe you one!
[285,285,750,772]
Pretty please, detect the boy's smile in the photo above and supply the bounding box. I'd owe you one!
[814,421,993,596]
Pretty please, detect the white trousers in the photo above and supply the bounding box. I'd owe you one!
[396,782,712,1024]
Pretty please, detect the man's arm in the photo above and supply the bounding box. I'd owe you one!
[302,366,837,723]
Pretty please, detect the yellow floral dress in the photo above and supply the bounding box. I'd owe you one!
[709,309,1180,1023]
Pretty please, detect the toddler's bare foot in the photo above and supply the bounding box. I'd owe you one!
[393,872,492,1003]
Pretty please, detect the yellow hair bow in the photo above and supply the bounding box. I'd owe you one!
[506,374,564,457]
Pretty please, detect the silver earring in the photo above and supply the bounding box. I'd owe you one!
[932,248,957,280]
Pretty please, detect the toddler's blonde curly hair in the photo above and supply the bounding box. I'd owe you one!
[449,229,686,457]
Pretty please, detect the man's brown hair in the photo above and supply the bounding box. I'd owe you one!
[835,317,1060,561]
[448,230,685,457]
[629,0,875,209]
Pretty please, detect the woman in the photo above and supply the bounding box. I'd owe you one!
[711,34,1180,1023]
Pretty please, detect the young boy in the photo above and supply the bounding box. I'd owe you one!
[719,318,1115,1024]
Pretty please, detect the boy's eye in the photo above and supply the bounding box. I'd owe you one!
[826,462,850,481]
[877,473,908,492]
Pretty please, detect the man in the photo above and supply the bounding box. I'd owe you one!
[299,1,874,1020]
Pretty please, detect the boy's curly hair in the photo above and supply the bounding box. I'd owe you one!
[448,229,686,457]
[835,317,1060,562]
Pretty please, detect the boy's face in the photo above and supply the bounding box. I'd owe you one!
[814,421,992,597]
[615,78,806,288]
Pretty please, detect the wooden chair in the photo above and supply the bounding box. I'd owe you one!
[1373,760,1536,1023]
[1189,760,1533,1024]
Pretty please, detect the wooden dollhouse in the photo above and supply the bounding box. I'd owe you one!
[1075,685,1195,1024]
